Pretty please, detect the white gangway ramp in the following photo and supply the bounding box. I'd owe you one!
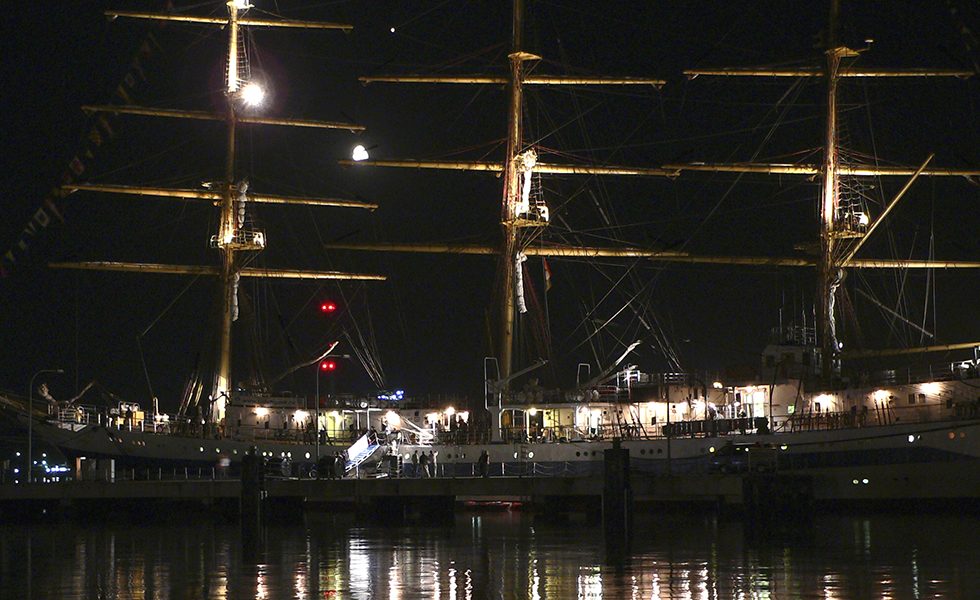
[343,432,384,473]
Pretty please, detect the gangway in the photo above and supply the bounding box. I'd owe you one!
[343,432,385,474]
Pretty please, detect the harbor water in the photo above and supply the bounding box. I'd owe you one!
[2,509,977,599]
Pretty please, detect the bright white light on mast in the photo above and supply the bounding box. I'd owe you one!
[351,144,370,161]
[233,0,252,10]
[240,82,266,107]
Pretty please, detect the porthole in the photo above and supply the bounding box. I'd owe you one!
[528,451,535,459]
[305,452,311,459]
[199,446,204,453]
[576,452,581,457]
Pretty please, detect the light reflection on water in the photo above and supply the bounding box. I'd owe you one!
[1,511,977,599]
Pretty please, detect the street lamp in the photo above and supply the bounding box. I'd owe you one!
[28,368,64,484]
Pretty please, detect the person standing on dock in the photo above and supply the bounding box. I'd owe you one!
[478,450,490,478]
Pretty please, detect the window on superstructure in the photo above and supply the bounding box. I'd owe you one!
[908,393,916,405]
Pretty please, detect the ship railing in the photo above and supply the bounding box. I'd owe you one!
[660,417,766,438]
[80,465,236,483]
[786,401,970,431]
[865,361,980,387]
[57,405,98,425]
[396,460,603,479]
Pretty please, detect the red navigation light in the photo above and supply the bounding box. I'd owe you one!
[320,360,337,372]
[319,301,337,313]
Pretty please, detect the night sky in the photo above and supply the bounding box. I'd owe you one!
[2,1,978,412]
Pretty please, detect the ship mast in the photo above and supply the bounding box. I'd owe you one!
[340,0,666,389]
[498,0,530,383]
[818,0,845,380]
[55,3,385,422]
[677,0,977,379]
[216,0,245,418]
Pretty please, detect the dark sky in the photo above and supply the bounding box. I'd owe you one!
[2,1,978,411]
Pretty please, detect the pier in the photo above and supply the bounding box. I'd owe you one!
[0,472,806,520]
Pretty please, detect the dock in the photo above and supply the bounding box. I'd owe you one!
[0,471,815,521]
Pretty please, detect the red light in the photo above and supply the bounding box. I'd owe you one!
[320,360,337,372]
[320,302,337,313]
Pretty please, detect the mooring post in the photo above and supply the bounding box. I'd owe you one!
[602,438,632,551]
[240,446,265,563]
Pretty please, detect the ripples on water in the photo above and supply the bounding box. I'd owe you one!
[1,511,977,599]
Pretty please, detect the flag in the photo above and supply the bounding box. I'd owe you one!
[543,258,552,292]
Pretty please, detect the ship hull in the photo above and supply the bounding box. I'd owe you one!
[25,410,980,501]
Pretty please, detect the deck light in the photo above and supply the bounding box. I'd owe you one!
[385,411,401,427]
[528,407,538,416]
[294,410,309,422]
[445,406,456,417]
[712,381,723,389]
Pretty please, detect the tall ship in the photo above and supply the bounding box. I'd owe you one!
[5,1,980,501]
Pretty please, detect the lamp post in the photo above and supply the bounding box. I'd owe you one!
[28,368,64,484]
[314,364,320,462]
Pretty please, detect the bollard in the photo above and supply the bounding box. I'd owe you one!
[240,446,265,564]
[602,439,632,552]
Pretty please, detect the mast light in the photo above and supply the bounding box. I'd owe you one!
[352,145,370,161]
[240,82,266,107]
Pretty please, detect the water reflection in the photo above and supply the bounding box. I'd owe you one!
[1,511,977,599]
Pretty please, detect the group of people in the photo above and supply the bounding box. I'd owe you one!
[409,450,438,477]
[316,451,348,479]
